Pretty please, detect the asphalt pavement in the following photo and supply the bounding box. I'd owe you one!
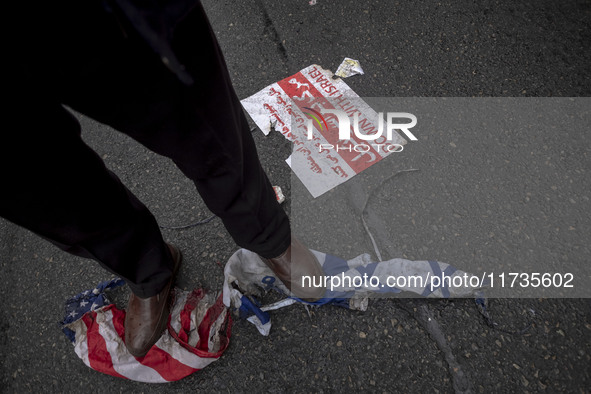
[1,0,590,392]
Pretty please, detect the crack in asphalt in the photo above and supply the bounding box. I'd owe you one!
[254,0,290,70]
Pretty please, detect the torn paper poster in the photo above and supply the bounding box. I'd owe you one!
[335,57,365,78]
[241,64,407,197]
[61,279,231,383]
[241,64,352,137]
[223,248,487,335]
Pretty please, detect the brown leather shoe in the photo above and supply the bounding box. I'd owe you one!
[260,236,326,302]
[124,243,182,358]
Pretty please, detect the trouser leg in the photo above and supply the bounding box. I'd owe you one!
[191,111,291,258]
[0,98,174,298]
[4,0,290,299]
[55,1,291,258]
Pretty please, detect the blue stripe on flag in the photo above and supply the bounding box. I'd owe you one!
[322,254,351,276]
[421,260,456,298]
[354,262,378,277]
[238,295,270,325]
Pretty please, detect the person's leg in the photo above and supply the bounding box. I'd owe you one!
[0,97,174,299]
[55,1,291,258]
[53,1,324,301]
[5,0,320,361]
[2,86,184,357]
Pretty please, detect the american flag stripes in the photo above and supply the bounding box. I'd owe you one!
[62,280,231,383]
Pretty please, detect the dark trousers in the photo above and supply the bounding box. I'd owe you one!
[1,1,290,297]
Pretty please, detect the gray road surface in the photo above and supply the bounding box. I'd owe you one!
[1,0,590,392]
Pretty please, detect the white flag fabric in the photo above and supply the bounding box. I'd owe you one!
[223,249,486,336]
